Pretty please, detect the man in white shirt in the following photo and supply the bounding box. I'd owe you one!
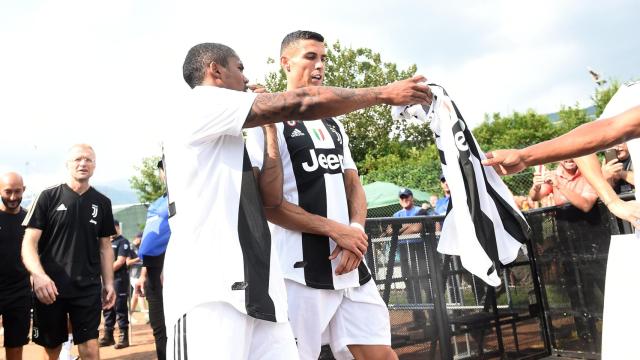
[163,41,432,359]
[246,31,398,360]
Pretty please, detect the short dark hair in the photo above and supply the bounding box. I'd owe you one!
[280,30,324,55]
[183,43,237,89]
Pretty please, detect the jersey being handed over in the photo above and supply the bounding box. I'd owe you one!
[246,118,371,290]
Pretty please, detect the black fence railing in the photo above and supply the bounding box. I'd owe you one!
[357,196,634,360]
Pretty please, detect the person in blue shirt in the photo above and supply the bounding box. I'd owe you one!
[434,174,451,215]
[393,188,421,218]
[134,160,171,360]
[388,187,429,329]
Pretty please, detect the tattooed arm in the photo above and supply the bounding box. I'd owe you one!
[243,75,431,128]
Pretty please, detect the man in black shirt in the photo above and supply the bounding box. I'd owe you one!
[99,219,131,349]
[22,144,116,360]
[0,172,30,360]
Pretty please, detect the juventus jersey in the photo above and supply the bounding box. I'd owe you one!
[162,86,288,329]
[392,85,530,287]
[23,184,116,297]
[246,118,371,290]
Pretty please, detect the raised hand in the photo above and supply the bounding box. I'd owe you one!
[380,75,433,106]
[482,149,528,175]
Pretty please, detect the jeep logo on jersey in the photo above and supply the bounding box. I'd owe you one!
[91,204,98,218]
[301,149,344,173]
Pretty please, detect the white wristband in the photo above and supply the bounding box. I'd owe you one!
[350,222,365,232]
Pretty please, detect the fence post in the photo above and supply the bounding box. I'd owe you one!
[423,218,453,359]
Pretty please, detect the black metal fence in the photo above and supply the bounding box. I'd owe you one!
[358,197,634,360]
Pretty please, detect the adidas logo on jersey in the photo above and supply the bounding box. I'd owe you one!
[56,204,67,211]
[290,129,305,138]
[302,149,344,173]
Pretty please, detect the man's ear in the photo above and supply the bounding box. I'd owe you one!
[280,56,290,72]
[208,61,223,80]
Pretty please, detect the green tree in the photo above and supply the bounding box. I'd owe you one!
[264,41,427,165]
[473,110,557,151]
[555,104,590,135]
[360,145,442,195]
[592,80,620,118]
[129,156,164,203]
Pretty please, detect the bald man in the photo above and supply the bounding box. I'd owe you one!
[22,144,117,360]
[0,172,30,360]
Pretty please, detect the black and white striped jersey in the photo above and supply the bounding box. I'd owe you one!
[162,86,289,328]
[246,118,371,290]
[393,85,530,287]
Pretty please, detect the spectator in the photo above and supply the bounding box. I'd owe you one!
[602,143,634,194]
[530,159,598,213]
[429,194,438,209]
[22,144,116,360]
[434,174,450,215]
[135,160,171,360]
[0,172,30,360]
[127,232,148,323]
[393,188,421,217]
[389,188,430,330]
[99,220,131,349]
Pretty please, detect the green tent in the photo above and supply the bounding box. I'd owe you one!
[363,181,432,218]
[113,203,148,240]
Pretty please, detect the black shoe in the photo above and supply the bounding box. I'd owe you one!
[99,329,115,347]
[114,329,129,349]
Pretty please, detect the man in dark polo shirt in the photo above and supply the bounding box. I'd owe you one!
[22,144,116,360]
[99,219,131,349]
[0,172,30,360]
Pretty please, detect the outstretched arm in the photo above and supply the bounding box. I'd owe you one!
[483,106,640,174]
[574,154,640,227]
[244,75,432,128]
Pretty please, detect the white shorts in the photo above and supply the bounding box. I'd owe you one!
[166,301,298,360]
[285,279,391,360]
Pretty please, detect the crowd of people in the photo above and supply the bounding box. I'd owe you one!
[0,30,431,360]
[0,28,638,360]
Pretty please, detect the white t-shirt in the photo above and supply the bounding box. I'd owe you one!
[598,81,640,235]
[246,119,372,290]
[162,86,288,329]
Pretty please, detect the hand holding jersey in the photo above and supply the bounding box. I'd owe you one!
[482,84,640,229]
[164,41,430,360]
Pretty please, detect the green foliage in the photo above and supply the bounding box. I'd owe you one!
[263,41,427,164]
[360,145,443,195]
[473,110,557,150]
[592,80,620,118]
[555,104,590,135]
[129,156,165,204]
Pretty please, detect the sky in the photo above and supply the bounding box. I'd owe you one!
[1,0,638,199]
